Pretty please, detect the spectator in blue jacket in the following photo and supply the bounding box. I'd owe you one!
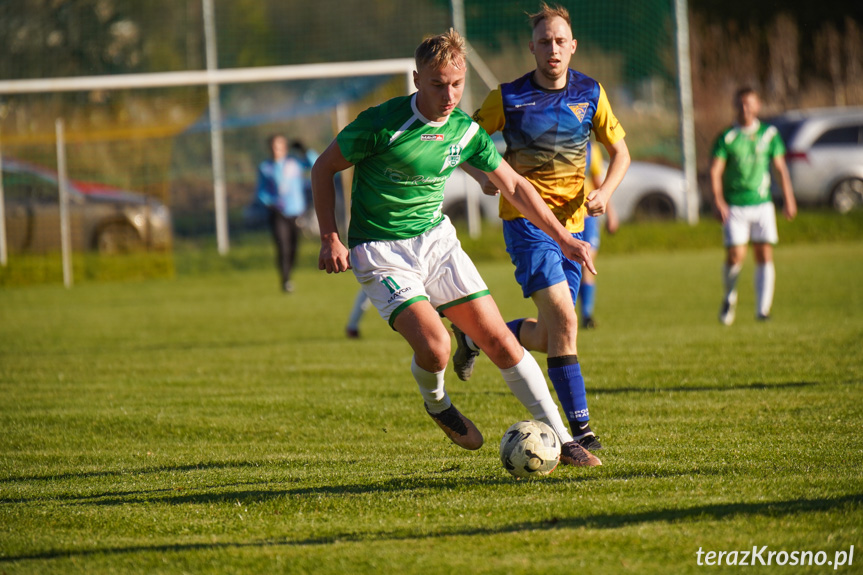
[257,134,306,293]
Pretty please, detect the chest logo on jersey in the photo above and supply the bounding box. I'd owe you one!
[440,145,462,173]
[568,103,589,122]
[421,134,445,141]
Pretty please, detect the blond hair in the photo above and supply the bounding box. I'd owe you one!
[527,2,571,29]
[415,28,467,71]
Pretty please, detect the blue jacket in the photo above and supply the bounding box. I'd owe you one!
[256,155,306,217]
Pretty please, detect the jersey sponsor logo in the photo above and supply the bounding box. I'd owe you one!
[568,103,589,122]
[381,276,412,303]
[421,134,445,141]
[440,144,462,173]
[384,168,447,186]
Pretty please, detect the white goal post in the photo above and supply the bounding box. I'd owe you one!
[0,58,416,260]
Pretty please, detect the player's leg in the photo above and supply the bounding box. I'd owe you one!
[753,243,774,319]
[578,216,601,328]
[444,296,600,466]
[529,280,601,451]
[351,230,482,450]
[751,203,779,320]
[269,211,292,292]
[578,252,598,329]
[393,301,483,450]
[720,206,750,325]
[345,288,371,338]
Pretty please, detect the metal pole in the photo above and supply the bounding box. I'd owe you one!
[55,119,73,288]
[675,0,700,225]
[203,0,229,254]
[451,0,481,238]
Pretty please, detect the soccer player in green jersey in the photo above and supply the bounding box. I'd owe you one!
[710,87,796,325]
[312,29,602,466]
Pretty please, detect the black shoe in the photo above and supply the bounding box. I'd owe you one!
[575,433,603,451]
[345,327,360,339]
[451,324,480,381]
[581,316,597,329]
[756,313,771,322]
[425,403,483,450]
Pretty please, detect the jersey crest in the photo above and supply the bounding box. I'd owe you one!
[568,102,589,122]
[440,144,462,173]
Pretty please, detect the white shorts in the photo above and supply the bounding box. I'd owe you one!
[724,203,778,247]
[350,217,490,329]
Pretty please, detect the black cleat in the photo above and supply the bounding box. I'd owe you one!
[575,434,603,451]
[451,324,480,381]
[425,403,483,450]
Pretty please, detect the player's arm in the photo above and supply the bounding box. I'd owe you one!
[460,163,498,196]
[486,161,596,275]
[588,138,630,217]
[771,153,796,221]
[709,156,729,223]
[311,139,353,273]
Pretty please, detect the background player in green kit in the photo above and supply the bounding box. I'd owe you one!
[312,29,602,466]
[710,87,796,325]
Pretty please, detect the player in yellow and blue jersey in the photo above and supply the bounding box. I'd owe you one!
[454,3,630,457]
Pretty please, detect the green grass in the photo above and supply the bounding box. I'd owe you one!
[1,213,862,573]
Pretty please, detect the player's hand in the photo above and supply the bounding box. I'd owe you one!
[783,198,797,221]
[482,179,500,197]
[714,199,730,224]
[561,236,597,275]
[318,235,351,274]
[585,189,609,217]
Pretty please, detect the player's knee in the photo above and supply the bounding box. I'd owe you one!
[482,329,524,367]
[422,333,452,372]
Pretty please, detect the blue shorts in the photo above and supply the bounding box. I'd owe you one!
[582,216,601,250]
[503,218,583,306]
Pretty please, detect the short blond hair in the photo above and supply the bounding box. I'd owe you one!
[527,2,571,29]
[415,28,466,71]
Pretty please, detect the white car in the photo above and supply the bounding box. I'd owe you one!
[442,159,688,223]
[768,107,863,213]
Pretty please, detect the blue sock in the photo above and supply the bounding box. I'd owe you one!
[506,318,525,344]
[547,355,589,425]
[579,283,596,319]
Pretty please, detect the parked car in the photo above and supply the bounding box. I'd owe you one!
[442,159,688,223]
[768,107,863,213]
[1,158,172,254]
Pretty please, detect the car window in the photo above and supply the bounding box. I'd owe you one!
[813,125,862,146]
[2,171,59,204]
[770,119,803,147]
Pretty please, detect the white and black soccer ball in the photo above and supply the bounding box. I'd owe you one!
[499,420,561,479]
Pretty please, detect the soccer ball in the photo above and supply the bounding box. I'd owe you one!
[499,420,561,479]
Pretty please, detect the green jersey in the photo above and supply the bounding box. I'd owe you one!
[711,120,786,206]
[337,94,502,247]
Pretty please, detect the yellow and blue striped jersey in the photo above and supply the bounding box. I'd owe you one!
[473,70,625,232]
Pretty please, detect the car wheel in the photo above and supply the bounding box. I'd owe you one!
[830,178,863,214]
[633,192,676,221]
[96,222,143,254]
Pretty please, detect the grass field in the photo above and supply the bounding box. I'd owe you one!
[1,214,862,573]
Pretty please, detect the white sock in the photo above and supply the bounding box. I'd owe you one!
[411,355,451,413]
[722,262,743,305]
[499,348,574,444]
[755,262,775,317]
[464,333,479,352]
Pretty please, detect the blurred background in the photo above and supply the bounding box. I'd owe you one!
[1,0,861,284]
